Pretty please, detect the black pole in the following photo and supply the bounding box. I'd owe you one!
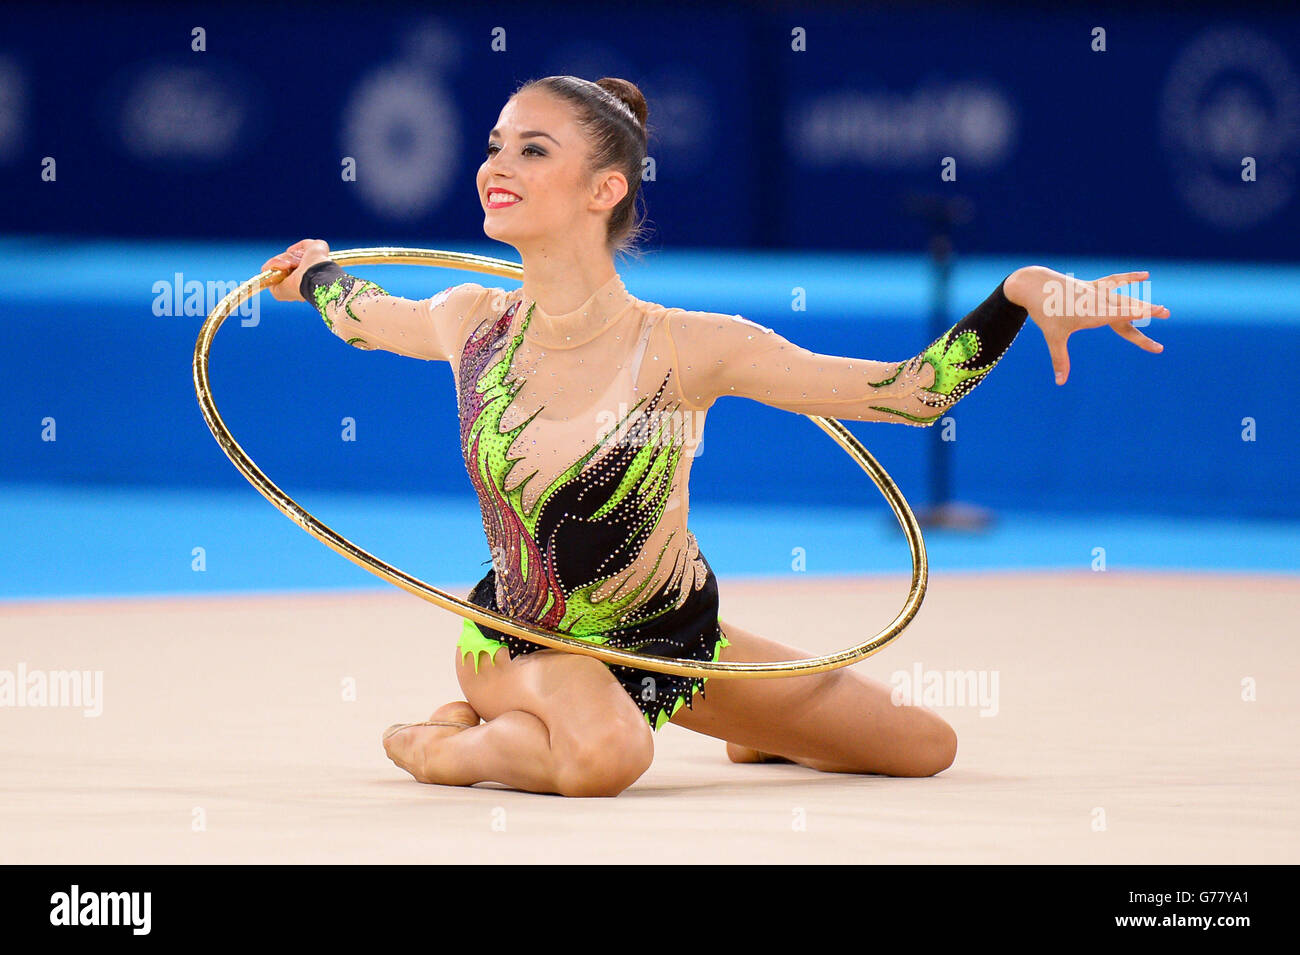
[900,193,992,532]
[929,229,953,512]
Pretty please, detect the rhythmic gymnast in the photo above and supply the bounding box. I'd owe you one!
[261,76,1168,797]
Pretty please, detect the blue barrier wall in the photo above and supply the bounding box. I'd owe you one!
[2,2,1297,521]
[4,238,1297,519]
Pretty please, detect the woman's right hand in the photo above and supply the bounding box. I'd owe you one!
[1005,266,1169,385]
[261,239,332,303]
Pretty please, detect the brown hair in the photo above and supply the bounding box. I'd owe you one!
[514,75,652,259]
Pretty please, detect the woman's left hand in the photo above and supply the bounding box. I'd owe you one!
[1005,266,1171,385]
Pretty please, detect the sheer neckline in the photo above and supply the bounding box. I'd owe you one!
[520,272,635,348]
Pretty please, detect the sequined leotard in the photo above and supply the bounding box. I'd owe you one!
[301,263,1030,729]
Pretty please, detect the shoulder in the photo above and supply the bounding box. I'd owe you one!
[657,304,776,340]
[424,283,503,362]
[427,281,493,309]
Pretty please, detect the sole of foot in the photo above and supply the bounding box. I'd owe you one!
[382,701,481,779]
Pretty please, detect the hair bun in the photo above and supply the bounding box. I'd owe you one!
[595,77,648,130]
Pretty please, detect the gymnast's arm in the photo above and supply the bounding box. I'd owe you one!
[297,261,490,362]
[664,276,1029,424]
[261,239,489,362]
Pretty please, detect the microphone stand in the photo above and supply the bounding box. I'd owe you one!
[901,193,992,532]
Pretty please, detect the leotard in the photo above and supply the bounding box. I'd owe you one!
[300,263,1029,729]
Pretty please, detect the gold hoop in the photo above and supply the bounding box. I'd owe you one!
[193,248,927,679]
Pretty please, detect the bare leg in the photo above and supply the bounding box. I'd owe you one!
[382,643,654,797]
[670,619,957,777]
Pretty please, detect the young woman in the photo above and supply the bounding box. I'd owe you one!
[262,76,1168,797]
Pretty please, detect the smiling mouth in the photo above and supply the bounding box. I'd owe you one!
[486,190,521,209]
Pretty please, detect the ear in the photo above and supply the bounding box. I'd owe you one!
[589,169,629,212]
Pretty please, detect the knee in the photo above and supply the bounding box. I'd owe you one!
[903,717,957,777]
[553,723,653,797]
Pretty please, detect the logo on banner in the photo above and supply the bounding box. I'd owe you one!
[341,23,462,221]
[0,56,26,162]
[1160,27,1300,229]
[791,80,1017,169]
[118,64,250,161]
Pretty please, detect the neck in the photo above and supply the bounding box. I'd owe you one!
[517,246,618,317]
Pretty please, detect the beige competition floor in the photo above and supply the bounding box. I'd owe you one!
[1,570,1296,864]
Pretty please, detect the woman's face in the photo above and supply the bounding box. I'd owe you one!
[477,89,628,252]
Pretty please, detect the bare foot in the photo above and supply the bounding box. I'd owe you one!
[383,701,480,782]
[725,741,794,764]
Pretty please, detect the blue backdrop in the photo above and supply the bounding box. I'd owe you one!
[2,3,1298,259]
[4,238,1297,519]
[1,2,1298,521]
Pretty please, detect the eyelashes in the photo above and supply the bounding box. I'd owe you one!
[485,144,546,158]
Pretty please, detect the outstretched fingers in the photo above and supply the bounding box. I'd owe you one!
[1103,291,1171,323]
[1093,270,1170,325]
[1097,269,1150,289]
[1110,319,1165,352]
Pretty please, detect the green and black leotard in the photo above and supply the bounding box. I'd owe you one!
[300,262,1029,729]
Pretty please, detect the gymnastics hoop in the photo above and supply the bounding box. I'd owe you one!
[193,248,928,679]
